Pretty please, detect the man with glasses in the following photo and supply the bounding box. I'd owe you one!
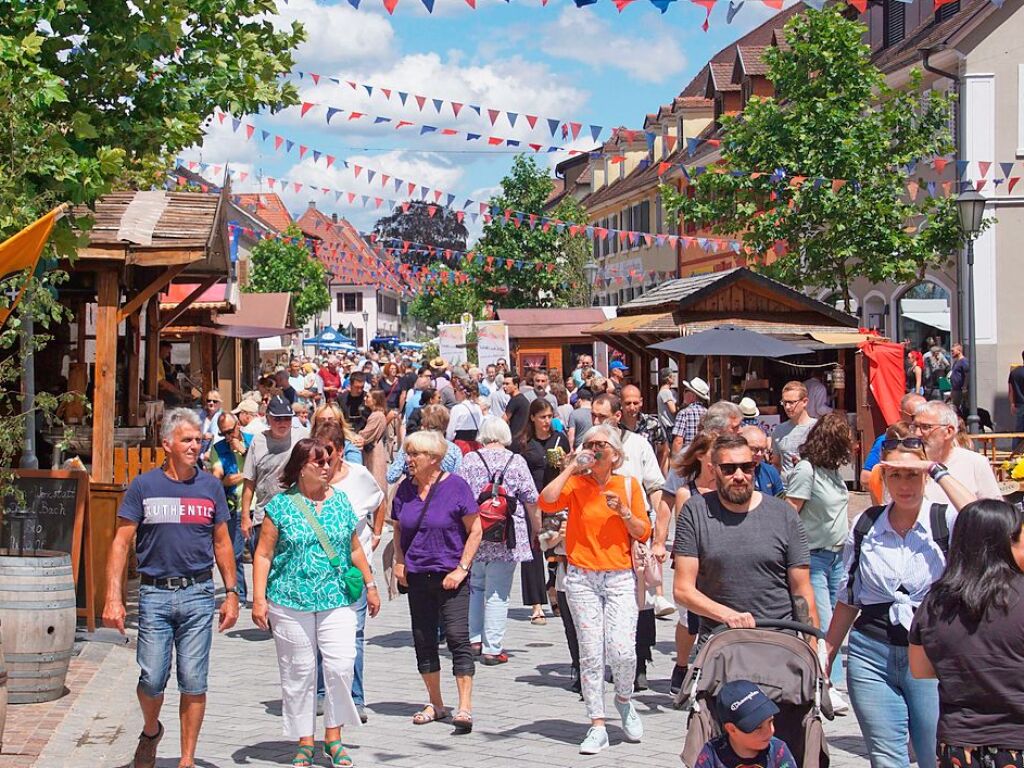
[207,412,254,603]
[739,426,785,497]
[911,400,1000,505]
[858,393,926,487]
[673,433,815,651]
[772,381,817,481]
[241,395,302,556]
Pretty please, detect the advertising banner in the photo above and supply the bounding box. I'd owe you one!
[476,321,510,369]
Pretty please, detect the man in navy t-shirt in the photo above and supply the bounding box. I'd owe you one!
[103,408,239,768]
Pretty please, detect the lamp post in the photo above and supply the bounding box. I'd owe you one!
[361,309,369,351]
[582,260,599,306]
[955,189,987,434]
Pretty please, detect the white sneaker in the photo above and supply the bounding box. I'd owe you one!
[651,594,676,618]
[829,687,849,715]
[579,726,610,755]
[614,697,644,742]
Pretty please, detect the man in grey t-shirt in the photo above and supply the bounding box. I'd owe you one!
[772,381,817,481]
[567,389,594,449]
[241,395,300,553]
[673,432,815,638]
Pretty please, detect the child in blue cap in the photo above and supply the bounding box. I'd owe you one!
[694,680,798,768]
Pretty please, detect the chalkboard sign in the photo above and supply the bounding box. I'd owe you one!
[0,469,89,558]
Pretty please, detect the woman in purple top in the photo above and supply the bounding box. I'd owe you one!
[392,429,482,734]
[458,419,539,665]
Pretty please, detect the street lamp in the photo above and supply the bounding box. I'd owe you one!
[361,309,369,350]
[956,188,987,434]
[582,260,599,306]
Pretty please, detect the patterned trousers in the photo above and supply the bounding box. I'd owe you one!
[564,565,638,720]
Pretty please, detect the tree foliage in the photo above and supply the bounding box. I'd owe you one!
[0,1,302,483]
[660,6,961,311]
[373,200,468,264]
[407,268,482,329]
[245,226,331,325]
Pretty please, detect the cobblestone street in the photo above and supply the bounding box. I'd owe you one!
[8,534,870,768]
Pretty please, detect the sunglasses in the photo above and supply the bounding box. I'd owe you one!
[206,399,221,404]
[717,461,756,476]
[583,440,610,450]
[882,437,924,451]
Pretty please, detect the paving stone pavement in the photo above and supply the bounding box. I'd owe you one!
[46,538,869,768]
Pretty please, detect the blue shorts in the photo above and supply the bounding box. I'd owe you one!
[136,580,216,697]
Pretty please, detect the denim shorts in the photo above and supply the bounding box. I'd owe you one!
[137,580,216,697]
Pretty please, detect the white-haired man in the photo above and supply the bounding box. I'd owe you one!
[911,400,1000,505]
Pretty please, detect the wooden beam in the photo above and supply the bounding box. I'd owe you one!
[118,263,188,322]
[158,276,221,331]
[126,311,141,426]
[145,297,161,400]
[91,269,119,483]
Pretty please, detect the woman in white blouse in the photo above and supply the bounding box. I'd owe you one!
[824,428,974,768]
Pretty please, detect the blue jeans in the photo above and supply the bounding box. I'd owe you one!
[846,630,939,768]
[318,593,367,706]
[809,548,844,686]
[468,559,517,655]
[227,512,247,602]
[136,581,216,697]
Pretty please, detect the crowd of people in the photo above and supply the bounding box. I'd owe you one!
[102,349,1024,768]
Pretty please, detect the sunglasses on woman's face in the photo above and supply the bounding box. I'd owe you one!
[882,437,924,451]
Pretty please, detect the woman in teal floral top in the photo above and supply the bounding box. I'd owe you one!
[252,438,380,768]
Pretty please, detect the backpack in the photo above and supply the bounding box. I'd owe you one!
[473,450,519,549]
[845,502,950,605]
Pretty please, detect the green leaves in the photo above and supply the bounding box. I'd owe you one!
[245,226,331,326]
[661,6,959,311]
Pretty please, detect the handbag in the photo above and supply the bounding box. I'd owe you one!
[395,476,442,595]
[622,477,662,609]
[291,491,365,603]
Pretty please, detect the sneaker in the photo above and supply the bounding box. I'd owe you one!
[579,726,609,755]
[614,697,644,742]
[132,721,163,768]
[357,705,368,724]
[481,652,509,666]
[652,594,676,618]
[669,664,688,696]
[829,687,849,715]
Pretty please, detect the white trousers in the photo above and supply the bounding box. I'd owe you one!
[269,601,361,738]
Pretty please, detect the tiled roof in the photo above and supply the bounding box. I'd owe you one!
[871,0,996,74]
[675,96,713,109]
[709,62,741,92]
[737,46,769,78]
[234,193,293,232]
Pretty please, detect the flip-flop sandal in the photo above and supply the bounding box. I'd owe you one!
[412,704,450,725]
[452,709,474,734]
[531,615,547,625]
[291,744,315,767]
[324,739,353,767]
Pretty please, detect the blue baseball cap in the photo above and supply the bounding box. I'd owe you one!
[609,360,629,372]
[716,680,779,733]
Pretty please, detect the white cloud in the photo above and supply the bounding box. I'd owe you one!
[272,0,396,70]
[539,7,687,83]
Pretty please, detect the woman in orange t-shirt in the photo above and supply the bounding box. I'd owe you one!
[540,423,651,756]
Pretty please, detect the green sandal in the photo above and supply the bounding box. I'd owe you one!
[324,739,353,767]
[291,744,315,768]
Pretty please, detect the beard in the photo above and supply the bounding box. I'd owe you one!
[717,477,753,505]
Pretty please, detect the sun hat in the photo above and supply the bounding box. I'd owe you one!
[682,376,711,401]
[738,397,760,419]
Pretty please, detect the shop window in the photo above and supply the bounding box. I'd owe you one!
[897,281,951,353]
[337,292,363,312]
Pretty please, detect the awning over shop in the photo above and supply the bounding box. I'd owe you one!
[900,312,951,332]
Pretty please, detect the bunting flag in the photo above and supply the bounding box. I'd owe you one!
[0,205,66,329]
[293,71,606,143]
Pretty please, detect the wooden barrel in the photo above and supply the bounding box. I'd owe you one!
[0,551,76,704]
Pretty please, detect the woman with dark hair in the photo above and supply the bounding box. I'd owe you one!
[360,390,389,493]
[518,398,570,625]
[406,387,439,436]
[252,438,380,768]
[824,429,975,768]
[786,411,855,712]
[909,499,1024,768]
[376,362,402,412]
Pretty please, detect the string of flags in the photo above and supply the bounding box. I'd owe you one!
[292,71,606,143]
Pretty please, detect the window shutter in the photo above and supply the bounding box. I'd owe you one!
[884,0,905,48]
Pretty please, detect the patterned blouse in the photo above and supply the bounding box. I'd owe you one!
[458,447,538,563]
[264,488,359,612]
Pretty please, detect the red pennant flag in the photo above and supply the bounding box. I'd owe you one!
[1010,177,1021,194]
[239,172,248,182]
[525,115,538,129]
[415,95,426,111]
[268,177,277,188]
[932,156,950,173]
[612,0,636,10]
[487,109,500,125]
[529,214,538,228]
[934,0,955,8]
[383,0,399,13]
[570,122,582,140]
[381,88,392,99]
[396,120,413,129]
[665,135,677,151]
[299,145,308,160]
[375,198,384,208]
[542,222,551,232]
[488,136,503,145]
[456,211,465,223]
[790,176,806,188]
[529,143,542,152]
[354,165,363,178]
[658,162,672,175]
[326,155,335,168]
[976,180,987,191]
[942,181,953,195]
[293,182,303,193]
[177,175,187,186]
[832,179,847,193]
[408,182,416,195]
[217,112,226,124]
[433,190,443,202]
[436,128,455,135]
[427,206,438,218]
[978,161,992,178]
[848,0,867,12]
[300,102,315,117]
[348,112,364,120]
[245,124,255,139]
[274,135,284,150]
[311,72,321,85]
[691,0,714,30]
[764,0,783,7]
[907,181,920,201]
[610,156,626,164]
[382,174,390,187]
[451,102,463,117]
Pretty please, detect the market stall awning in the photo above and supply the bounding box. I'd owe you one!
[590,312,676,335]
[649,325,812,358]
[900,311,951,332]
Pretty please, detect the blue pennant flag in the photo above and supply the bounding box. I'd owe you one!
[326,107,342,124]
[447,194,455,206]
[469,105,482,116]
[433,98,444,113]
[421,0,435,11]
[573,0,599,5]
[346,0,360,7]
[506,139,520,147]
[313,150,322,163]
[469,212,478,223]
[686,138,700,156]
[927,181,937,196]
[361,195,369,206]
[590,125,602,141]
[363,84,373,97]
[547,118,560,137]
[464,199,474,209]
[421,125,437,134]
[507,112,518,127]
[1000,161,1015,179]
[374,116,391,124]
[231,117,241,132]
[956,160,969,178]
[649,0,676,11]
[467,133,481,141]
[726,0,745,22]
[261,130,270,142]
[285,140,294,153]
[367,170,376,183]
[905,160,918,175]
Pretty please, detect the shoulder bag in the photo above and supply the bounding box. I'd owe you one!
[395,476,442,594]
[290,490,365,602]
[624,476,662,609]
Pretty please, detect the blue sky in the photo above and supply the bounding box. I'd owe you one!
[181,0,792,239]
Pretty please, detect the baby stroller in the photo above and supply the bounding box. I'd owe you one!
[676,619,834,768]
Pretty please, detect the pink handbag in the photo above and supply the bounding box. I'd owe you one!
[624,477,662,608]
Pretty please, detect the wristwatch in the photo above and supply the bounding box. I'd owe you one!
[224,585,240,597]
[928,462,950,482]
[458,562,470,572]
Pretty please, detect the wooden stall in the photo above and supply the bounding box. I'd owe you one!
[495,308,614,378]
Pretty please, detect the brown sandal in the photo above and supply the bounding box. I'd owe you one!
[452,709,473,734]
[132,721,164,768]
[412,704,450,725]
